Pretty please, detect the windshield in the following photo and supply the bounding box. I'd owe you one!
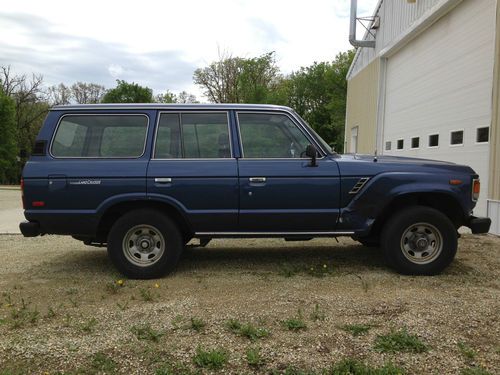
[290,110,338,157]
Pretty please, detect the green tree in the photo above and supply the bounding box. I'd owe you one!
[284,50,355,152]
[193,51,281,104]
[101,80,154,103]
[0,87,18,183]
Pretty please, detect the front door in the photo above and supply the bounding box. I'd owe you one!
[236,112,341,232]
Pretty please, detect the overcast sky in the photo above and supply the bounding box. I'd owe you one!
[0,0,377,99]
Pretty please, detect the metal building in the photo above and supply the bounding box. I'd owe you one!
[345,0,500,234]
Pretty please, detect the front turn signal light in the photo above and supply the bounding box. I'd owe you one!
[472,179,480,201]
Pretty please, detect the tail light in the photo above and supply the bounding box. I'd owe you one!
[472,179,480,201]
[20,178,25,209]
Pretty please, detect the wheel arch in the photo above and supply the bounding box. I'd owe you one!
[96,199,193,242]
[368,192,467,238]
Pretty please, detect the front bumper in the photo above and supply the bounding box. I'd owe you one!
[19,221,41,237]
[467,216,491,234]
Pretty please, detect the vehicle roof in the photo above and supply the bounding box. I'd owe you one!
[51,103,294,111]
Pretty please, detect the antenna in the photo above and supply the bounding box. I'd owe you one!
[373,149,378,162]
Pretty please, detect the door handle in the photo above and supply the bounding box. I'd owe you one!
[154,177,172,184]
[249,177,266,183]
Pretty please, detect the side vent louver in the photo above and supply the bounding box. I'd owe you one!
[349,177,369,194]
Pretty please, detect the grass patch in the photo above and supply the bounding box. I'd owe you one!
[155,361,198,375]
[458,342,477,360]
[226,319,270,341]
[270,359,404,375]
[190,317,206,332]
[461,367,493,375]
[131,324,164,343]
[89,352,117,374]
[374,329,428,353]
[281,311,307,331]
[340,323,372,337]
[246,347,264,368]
[193,347,228,370]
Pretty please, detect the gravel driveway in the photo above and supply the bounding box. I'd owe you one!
[0,232,498,374]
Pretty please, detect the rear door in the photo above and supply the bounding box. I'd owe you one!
[236,111,341,232]
[147,111,238,232]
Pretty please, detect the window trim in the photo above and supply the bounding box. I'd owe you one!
[450,129,464,147]
[49,113,150,159]
[236,111,325,160]
[475,126,490,145]
[396,138,404,151]
[410,136,420,150]
[152,111,233,160]
[427,133,440,149]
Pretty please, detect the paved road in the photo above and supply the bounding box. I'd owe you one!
[0,187,23,234]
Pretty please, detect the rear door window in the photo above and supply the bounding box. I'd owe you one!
[51,115,148,158]
[154,112,231,159]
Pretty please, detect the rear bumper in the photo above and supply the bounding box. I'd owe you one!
[467,216,491,234]
[19,221,41,237]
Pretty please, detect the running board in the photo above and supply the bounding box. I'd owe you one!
[194,231,354,239]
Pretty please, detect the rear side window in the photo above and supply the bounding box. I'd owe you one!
[154,112,231,159]
[51,115,148,158]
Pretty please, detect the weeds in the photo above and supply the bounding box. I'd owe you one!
[279,263,333,278]
[226,319,270,341]
[246,347,264,367]
[156,361,198,375]
[193,347,228,370]
[140,288,155,302]
[374,329,428,353]
[269,359,404,375]
[90,352,117,374]
[461,367,493,375]
[132,323,164,342]
[340,324,372,337]
[79,317,98,333]
[310,304,326,322]
[458,342,477,360]
[171,315,184,330]
[282,310,307,331]
[8,299,39,329]
[44,306,56,319]
[190,317,206,332]
[116,301,129,311]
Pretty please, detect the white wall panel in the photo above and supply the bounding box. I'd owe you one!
[382,0,496,216]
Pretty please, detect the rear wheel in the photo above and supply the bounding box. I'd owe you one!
[107,209,183,279]
[381,206,457,275]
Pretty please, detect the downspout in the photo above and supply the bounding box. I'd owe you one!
[349,0,376,48]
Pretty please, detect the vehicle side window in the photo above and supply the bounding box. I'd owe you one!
[51,115,148,158]
[154,112,231,159]
[238,113,310,158]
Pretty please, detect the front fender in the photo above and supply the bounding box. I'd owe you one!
[338,172,472,234]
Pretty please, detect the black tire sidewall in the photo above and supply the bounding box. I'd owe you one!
[107,209,183,279]
[382,206,457,275]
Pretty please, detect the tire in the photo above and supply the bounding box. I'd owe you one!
[381,206,457,275]
[107,209,183,279]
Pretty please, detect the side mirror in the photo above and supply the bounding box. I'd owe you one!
[305,144,318,167]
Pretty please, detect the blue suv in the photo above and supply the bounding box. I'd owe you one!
[20,104,491,278]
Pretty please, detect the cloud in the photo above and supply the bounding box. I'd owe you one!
[247,18,287,47]
[0,12,197,93]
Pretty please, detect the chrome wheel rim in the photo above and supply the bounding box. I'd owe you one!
[400,222,443,265]
[122,225,165,267]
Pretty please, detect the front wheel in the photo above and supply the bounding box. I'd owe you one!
[107,209,183,279]
[381,206,457,275]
